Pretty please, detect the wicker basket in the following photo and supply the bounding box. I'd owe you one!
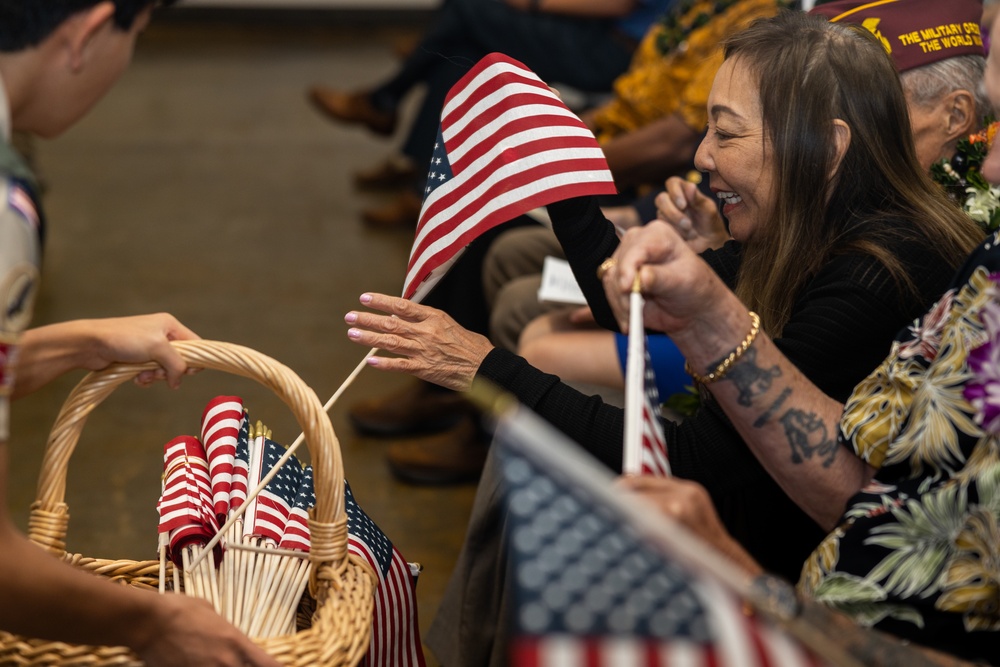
[0,339,376,666]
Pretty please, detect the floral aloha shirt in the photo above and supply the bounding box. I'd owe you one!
[797,234,1000,664]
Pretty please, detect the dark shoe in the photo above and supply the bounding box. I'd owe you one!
[361,190,423,229]
[349,381,474,437]
[386,417,488,485]
[307,86,397,137]
[354,156,419,191]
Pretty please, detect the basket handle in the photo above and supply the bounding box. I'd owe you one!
[28,339,345,561]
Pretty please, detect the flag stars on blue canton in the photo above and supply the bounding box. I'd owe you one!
[293,467,316,510]
[503,449,712,641]
[345,481,394,577]
[260,440,302,505]
[423,133,454,199]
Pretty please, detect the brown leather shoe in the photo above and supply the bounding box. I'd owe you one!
[349,380,474,437]
[354,155,419,191]
[386,416,488,485]
[307,86,397,137]
[361,190,423,229]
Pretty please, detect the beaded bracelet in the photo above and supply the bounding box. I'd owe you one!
[684,311,761,385]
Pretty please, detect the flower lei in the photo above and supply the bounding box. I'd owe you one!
[931,119,1000,233]
[963,274,1000,435]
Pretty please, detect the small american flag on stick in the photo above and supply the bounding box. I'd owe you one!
[157,435,220,565]
[345,481,426,667]
[624,280,670,476]
[402,52,617,302]
[244,434,302,544]
[229,411,251,512]
[201,395,243,523]
[278,464,314,552]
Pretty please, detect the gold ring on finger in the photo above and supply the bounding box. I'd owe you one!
[597,257,617,280]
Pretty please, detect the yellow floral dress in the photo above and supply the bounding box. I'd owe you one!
[589,0,781,143]
[798,234,1000,663]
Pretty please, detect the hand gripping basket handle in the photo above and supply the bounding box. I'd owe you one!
[27,339,347,566]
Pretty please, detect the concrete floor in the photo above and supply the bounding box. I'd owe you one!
[7,11,474,665]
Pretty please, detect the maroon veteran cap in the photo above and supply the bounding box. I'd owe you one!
[810,0,985,72]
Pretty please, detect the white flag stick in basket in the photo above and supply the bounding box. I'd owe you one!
[189,347,376,570]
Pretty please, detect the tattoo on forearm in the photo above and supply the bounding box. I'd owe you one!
[779,409,838,467]
[719,348,782,406]
[753,387,791,428]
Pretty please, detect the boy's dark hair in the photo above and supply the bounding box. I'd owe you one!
[0,0,174,52]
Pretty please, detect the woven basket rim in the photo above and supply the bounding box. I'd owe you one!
[8,339,376,666]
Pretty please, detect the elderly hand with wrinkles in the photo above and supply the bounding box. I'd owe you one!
[345,293,494,391]
[602,220,753,375]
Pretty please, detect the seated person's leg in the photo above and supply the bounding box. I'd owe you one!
[518,309,623,389]
[482,224,563,309]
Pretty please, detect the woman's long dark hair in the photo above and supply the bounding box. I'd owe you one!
[725,11,983,335]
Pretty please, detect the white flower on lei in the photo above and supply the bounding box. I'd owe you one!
[965,185,1000,226]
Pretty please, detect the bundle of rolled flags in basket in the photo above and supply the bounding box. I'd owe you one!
[155,396,427,665]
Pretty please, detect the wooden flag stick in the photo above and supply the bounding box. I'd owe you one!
[205,548,221,613]
[239,537,257,635]
[256,555,291,639]
[158,544,167,594]
[233,533,249,631]
[263,556,306,638]
[247,551,280,638]
[278,558,311,636]
[267,557,307,638]
[623,275,645,475]
[223,521,239,623]
[190,347,375,570]
[181,547,196,598]
[262,558,295,638]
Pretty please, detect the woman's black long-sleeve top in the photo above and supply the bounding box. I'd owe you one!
[474,196,966,582]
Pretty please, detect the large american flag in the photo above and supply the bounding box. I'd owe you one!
[345,481,426,667]
[495,406,824,667]
[402,52,617,302]
[201,395,243,523]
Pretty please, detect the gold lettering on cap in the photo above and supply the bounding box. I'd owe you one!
[862,17,892,53]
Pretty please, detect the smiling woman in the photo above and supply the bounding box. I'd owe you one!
[694,56,773,243]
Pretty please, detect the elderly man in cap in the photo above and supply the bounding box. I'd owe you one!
[812,0,989,174]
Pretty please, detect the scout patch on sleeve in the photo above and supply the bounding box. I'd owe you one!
[0,262,37,337]
[7,183,40,231]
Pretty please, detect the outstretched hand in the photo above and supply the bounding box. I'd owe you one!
[345,293,494,391]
